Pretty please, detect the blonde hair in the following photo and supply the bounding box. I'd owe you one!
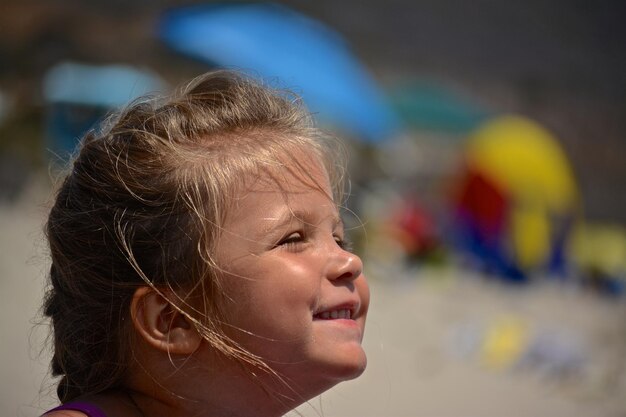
[43,70,347,402]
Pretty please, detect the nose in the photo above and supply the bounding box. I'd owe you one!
[327,246,363,282]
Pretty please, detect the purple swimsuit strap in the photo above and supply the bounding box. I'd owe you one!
[44,401,107,417]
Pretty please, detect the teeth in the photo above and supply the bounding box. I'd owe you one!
[316,309,352,320]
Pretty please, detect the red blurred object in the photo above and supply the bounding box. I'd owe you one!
[388,196,439,257]
[456,165,509,241]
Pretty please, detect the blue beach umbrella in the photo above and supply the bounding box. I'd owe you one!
[43,61,165,160]
[159,3,400,143]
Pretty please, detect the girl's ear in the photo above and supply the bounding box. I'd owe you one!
[130,287,202,355]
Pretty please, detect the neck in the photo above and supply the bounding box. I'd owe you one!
[126,352,315,417]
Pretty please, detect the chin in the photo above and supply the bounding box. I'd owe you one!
[267,347,368,402]
[336,355,368,381]
[318,349,368,384]
[269,354,367,411]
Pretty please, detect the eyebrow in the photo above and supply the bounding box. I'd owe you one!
[261,207,343,233]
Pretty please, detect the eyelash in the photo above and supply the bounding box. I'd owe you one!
[335,235,353,252]
[278,232,306,250]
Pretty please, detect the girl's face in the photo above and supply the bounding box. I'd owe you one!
[214,154,369,394]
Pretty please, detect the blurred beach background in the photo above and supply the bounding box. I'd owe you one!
[1,1,625,416]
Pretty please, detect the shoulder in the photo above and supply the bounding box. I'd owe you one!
[42,411,89,417]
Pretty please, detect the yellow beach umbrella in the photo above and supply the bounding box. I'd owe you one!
[465,115,580,270]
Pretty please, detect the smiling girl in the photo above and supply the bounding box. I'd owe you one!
[41,71,369,417]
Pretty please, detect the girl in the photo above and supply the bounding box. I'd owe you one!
[42,70,369,417]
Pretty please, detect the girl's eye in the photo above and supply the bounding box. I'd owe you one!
[276,232,305,250]
[334,234,353,252]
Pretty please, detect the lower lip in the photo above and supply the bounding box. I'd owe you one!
[313,318,360,328]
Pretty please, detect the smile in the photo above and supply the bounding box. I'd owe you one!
[314,308,352,320]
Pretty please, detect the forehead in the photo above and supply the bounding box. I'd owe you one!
[226,156,334,221]
[245,145,330,192]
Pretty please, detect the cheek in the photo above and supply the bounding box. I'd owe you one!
[222,261,321,337]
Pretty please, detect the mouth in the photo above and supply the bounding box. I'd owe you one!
[313,305,356,320]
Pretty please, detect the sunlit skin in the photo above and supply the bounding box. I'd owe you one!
[215,156,370,396]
